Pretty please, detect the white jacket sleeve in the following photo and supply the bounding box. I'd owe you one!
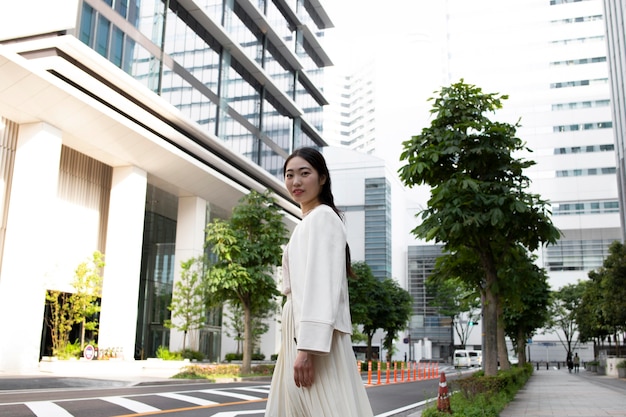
[296,208,347,354]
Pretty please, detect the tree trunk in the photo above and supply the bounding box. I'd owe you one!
[80,319,86,350]
[242,303,253,375]
[366,333,373,360]
[497,300,510,370]
[516,328,527,365]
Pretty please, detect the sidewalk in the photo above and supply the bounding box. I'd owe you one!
[405,367,626,417]
[0,359,188,390]
[500,368,626,417]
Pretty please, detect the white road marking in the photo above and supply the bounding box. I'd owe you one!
[211,411,265,417]
[157,392,218,406]
[198,389,261,401]
[101,396,160,413]
[233,386,271,394]
[25,402,74,417]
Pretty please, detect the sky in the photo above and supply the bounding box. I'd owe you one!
[321,1,450,173]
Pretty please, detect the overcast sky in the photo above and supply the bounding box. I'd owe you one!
[321,1,451,175]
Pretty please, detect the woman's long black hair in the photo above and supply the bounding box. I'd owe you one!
[284,147,356,278]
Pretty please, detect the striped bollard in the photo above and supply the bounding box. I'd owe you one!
[367,360,372,385]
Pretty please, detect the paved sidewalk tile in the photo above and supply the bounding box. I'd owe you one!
[500,369,626,417]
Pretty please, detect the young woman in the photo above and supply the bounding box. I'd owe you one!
[265,147,373,417]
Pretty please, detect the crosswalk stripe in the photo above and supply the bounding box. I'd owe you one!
[211,411,265,417]
[157,392,218,406]
[198,389,261,401]
[101,396,161,413]
[25,401,74,417]
[234,387,271,394]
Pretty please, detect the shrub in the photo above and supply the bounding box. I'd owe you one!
[180,349,204,361]
[616,360,626,369]
[421,363,533,417]
[172,363,275,379]
[249,364,275,376]
[56,339,82,360]
[156,346,182,360]
[224,352,266,362]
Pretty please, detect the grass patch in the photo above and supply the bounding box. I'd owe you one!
[422,363,533,417]
[172,363,275,381]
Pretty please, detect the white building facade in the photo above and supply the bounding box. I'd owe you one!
[444,0,617,361]
[0,0,334,373]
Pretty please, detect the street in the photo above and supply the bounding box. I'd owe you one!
[0,366,464,417]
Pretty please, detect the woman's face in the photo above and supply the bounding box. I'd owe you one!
[284,156,326,211]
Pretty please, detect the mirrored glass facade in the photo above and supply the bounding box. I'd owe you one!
[78,0,330,178]
[75,0,333,359]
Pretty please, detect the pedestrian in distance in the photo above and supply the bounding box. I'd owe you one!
[566,352,573,373]
[265,147,374,417]
[573,353,580,373]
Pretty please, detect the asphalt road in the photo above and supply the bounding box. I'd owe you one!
[0,368,465,417]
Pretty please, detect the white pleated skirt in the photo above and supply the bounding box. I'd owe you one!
[265,299,374,417]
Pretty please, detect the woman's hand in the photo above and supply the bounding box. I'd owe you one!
[294,350,315,388]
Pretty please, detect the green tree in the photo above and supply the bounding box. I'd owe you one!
[72,251,105,349]
[204,190,289,374]
[575,279,607,357]
[544,281,586,357]
[348,262,380,359]
[165,257,208,351]
[582,241,626,356]
[223,300,278,355]
[502,253,551,365]
[398,80,560,375]
[46,251,105,356]
[380,278,413,363]
[426,274,481,349]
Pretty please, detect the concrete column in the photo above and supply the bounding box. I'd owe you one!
[98,166,147,360]
[0,122,62,372]
[169,196,207,352]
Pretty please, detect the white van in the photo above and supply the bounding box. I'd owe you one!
[453,350,481,368]
[469,350,482,367]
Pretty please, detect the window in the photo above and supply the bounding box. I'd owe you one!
[552,200,619,215]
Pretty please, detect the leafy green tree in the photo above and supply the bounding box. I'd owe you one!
[46,251,104,356]
[596,241,626,338]
[502,254,551,365]
[348,262,380,359]
[380,278,413,363]
[71,251,105,349]
[398,80,560,375]
[204,190,289,374]
[575,279,607,357]
[581,241,626,356]
[165,257,208,351]
[426,274,481,349]
[223,300,278,355]
[544,281,586,357]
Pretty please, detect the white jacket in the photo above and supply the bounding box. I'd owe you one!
[282,204,353,354]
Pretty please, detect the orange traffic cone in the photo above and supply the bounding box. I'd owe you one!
[437,371,452,413]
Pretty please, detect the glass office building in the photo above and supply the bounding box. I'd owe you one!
[0,0,332,372]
